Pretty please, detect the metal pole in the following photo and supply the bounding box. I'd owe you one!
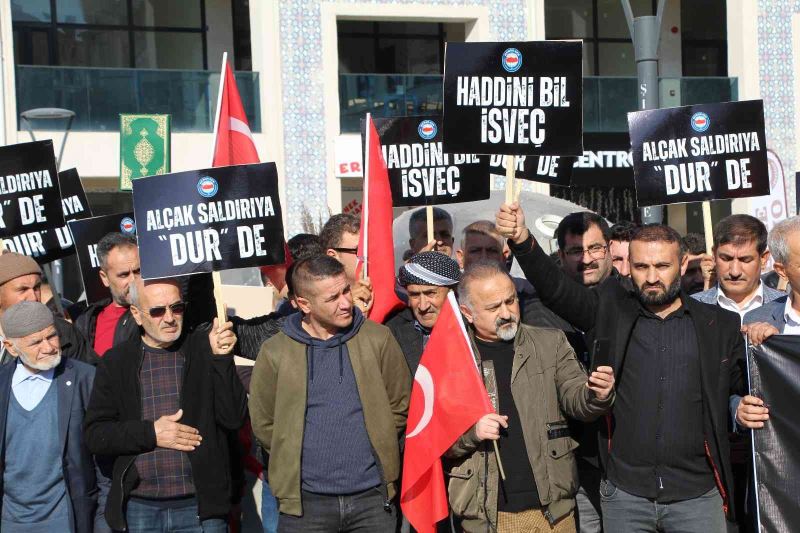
[623,0,666,223]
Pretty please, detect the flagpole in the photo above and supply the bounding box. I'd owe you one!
[504,155,516,205]
[426,205,434,245]
[362,114,371,279]
[209,52,228,325]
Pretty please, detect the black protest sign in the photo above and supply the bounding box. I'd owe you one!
[571,132,634,187]
[442,41,583,156]
[5,168,92,263]
[68,212,137,304]
[373,116,490,206]
[629,99,769,207]
[487,154,574,186]
[133,162,284,279]
[0,140,64,238]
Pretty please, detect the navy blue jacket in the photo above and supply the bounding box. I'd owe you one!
[0,358,109,533]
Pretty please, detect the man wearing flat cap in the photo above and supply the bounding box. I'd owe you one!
[387,251,462,376]
[0,252,97,367]
[0,301,108,532]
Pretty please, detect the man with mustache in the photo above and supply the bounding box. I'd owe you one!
[387,251,461,376]
[249,255,411,532]
[692,215,782,318]
[0,301,108,532]
[496,203,751,532]
[556,212,614,288]
[446,260,614,532]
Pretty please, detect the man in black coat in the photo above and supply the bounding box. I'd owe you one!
[84,277,248,532]
[386,251,461,376]
[496,202,747,532]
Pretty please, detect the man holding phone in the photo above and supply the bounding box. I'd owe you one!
[497,204,747,533]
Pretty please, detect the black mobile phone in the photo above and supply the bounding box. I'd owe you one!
[591,338,612,372]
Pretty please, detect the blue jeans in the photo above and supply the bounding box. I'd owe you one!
[600,479,726,533]
[125,498,228,533]
[277,488,397,532]
[261,479,279,533]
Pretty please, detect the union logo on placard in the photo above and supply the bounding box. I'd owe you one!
[120,217,136,235]
[502,48,522,73]
[418,120,437,140]
[691,112,710,132]
[197,176,218,198]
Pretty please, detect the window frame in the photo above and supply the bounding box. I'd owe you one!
[11,0,208,69]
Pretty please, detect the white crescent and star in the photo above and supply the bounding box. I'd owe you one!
[406,364,434,439]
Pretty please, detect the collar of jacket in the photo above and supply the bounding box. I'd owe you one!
[467,323,539,384]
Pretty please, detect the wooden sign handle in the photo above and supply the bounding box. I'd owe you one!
[211,270,226,325]
[426,205,435,245]
[505,155,516,205]
[702,201,714,291]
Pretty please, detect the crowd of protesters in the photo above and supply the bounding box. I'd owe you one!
[0,200,794,533]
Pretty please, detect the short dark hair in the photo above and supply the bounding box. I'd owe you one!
[287,233,323,261]
[319,214,360,250]
[409,207,453,238]
[555,212,610,250]
[713,214,768,254]
[609,221,638,243]
[681,233,707,256]
[291,255,346,298]
[631,224,685,257]
[97,232,137,270]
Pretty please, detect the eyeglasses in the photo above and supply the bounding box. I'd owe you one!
[564,244,608,259]
[143,301,187,318]
[332,247,359,255]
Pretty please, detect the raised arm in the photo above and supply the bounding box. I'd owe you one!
[496,202,601,332]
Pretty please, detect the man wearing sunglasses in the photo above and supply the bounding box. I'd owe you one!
[320,213,376,315]
[84,277,248,533]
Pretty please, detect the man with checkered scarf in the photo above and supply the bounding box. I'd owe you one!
[386,251,461,376]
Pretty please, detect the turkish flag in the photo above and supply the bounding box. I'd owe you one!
[212,59,260,166]
[400,292,494,533]
[356,115,404,323]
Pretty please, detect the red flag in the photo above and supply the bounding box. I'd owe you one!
[356,114,404,322]
[212,59,260,166]
[401,292,494,533]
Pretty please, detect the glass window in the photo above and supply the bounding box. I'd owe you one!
[377,21,440,35]
[583,42,595,76]
[598,42,636,75]
[56,0,127,25]
[545,0,594,38]
[597,0,652,39]
[57,28,130,68]
[377,37,441,74]
[681,0,726,40]
[132,0,202,28]
[134,31,204,69]
[11,0,50,22]
[338,36,376,74]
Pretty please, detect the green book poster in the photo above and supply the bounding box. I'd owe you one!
[120,114,171,191]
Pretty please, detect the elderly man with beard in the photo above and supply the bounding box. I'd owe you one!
[0,301,108,533]
[84,278,247,532]
[387,251,461,376]
[497,203,748,533]
[446,260,615,533]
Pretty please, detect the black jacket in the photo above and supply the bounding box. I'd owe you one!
[509,235,746,520]
[0,358,110,533]
[74,298,139,353]
[386,307,423,376]
[83,327,249,530]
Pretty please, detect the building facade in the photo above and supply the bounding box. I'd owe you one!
[0,0,792,240]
